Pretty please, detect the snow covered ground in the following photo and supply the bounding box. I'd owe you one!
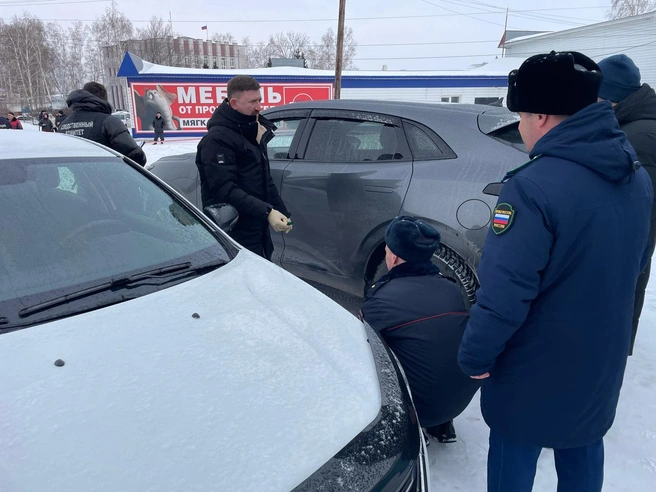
[24,123,656,490]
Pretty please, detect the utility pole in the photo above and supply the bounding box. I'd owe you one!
[502,8,509,58]
[334,0,346,99]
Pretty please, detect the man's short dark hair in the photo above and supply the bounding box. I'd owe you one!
[227,75,261,100]
[8,112,15,116]
[83,81,108,101]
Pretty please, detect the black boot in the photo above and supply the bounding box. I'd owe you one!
[426,420,457,443]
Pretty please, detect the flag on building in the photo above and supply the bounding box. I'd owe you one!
[201,25,207,30]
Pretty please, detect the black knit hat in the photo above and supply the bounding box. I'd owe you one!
[507,51,602,115]
[385,216,441,264]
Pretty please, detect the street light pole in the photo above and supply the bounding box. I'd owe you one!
[334,0,346,99]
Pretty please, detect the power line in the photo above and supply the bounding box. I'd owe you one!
[418,0,511,29]
[3,7,609,24]
[0,0,109,6]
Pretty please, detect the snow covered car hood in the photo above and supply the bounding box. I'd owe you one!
[0,252,381,491]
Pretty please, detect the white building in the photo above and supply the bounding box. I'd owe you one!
[500,10,656,86]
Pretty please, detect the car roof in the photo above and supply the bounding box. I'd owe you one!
[263,99,515,127]
[1,131,120,160]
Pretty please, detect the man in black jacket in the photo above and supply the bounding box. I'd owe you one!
[360,216,480,443]
[54,110,66,132]
[60,82,147,166]
[598,54,656,355]
[152,112,165,144]
[196,75,292,260]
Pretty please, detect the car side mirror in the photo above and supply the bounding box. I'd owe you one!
[204,203,239,232]
[483,182,504,196]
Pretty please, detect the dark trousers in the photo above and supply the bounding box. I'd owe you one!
[487,429,604,492]
[154,131,164,142]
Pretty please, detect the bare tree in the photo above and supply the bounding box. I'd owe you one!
[91,0,134,84]
[136,16,176,66]
[607,0,656,19]
[47,21,88,102]
[266,31,312,59]
[212,32,238,44]
[244,40,273,68]
[309,27,357,70]
[0,14,56,111]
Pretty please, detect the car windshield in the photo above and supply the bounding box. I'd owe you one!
[0,156,232,330]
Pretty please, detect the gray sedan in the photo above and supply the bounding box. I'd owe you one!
[148,100,528,305]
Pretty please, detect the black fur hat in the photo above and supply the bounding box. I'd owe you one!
[507,51,602,115]
[385,216,440,264]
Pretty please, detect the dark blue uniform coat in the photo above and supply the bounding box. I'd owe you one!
[458,101,653,448]
[362,262,480,428]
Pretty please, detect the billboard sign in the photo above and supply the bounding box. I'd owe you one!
[129,82,332,136]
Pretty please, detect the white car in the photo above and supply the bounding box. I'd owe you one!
[0,131,429,491]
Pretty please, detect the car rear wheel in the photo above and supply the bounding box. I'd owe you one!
[372,244,478,308]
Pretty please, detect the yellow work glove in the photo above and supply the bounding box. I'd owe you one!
[268,209,293,233]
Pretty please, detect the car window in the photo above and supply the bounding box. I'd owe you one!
[305,119,403,162]
[405,122,444,160]
[0,157,231,328]
[268,119,303,159]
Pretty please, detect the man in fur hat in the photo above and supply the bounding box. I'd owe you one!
[458,51,653,491]
[360,216,480,444]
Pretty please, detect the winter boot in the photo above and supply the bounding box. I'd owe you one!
[425,420,457,443]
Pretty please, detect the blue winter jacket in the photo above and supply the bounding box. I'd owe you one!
[458,101,653,448]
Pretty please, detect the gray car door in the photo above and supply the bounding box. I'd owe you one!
[278,109,413,296]
[263,109,311,265]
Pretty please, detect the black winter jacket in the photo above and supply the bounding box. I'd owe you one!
[55,113,66,129]
[152,116,165,133]
[195,100,289,259]
[615,84,656,353]
[361,261,480,428]
[60,90,147,166]
[615,84,656,188]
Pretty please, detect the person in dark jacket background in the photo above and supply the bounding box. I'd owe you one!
[152,112,165,144]
[39,112,54,132]
[54,110,66,132]
[60,82,147,166]
[598,54,656,355]
[6,112,22,129]
[458,51,653,492]
[360,216,480,444]
[196,75,291,260]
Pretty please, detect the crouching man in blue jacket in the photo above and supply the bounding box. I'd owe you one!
[458,51,653,492]
[361,216,481,444]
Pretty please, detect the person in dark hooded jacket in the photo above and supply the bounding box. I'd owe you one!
[152,112,165,144]
[59,82,146,166]
[54,110,66,132]
[598,54,656,355]
[458,51,653,491]
[360,216,480,444]
[195,75,291,260]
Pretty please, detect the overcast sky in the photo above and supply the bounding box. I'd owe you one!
[2,0,614,70]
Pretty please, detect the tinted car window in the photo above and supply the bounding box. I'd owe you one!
[268,119,302,159]
[405,122,444,160]
[0,157,230,326]
[305,119,403,162]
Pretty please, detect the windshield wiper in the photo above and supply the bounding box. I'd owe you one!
[18,260,227,319]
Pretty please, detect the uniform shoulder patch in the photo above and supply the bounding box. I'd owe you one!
[492,203,515,235]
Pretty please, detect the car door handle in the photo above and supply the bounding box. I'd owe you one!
[365,185,394,193]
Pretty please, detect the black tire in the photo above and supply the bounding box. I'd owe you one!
[372,244,479,308]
